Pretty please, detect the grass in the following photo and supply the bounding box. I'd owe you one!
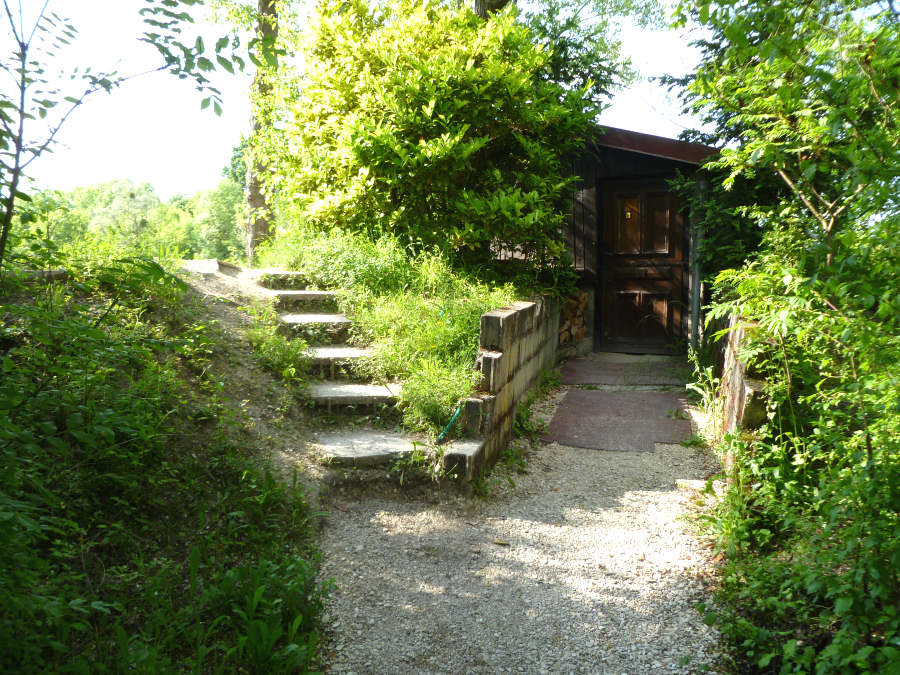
[0,252,325,672]
[243,301,311,390]
[256,226,521,438]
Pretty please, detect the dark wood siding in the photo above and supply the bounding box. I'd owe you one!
[568,151,599,279]
[566,144,697,282]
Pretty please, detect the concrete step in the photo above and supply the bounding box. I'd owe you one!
[308,381,401,407]
[310,430,416,467]
[280,313,352,342]
[309,345,372,378]
[268,289,339,312]
[181,258,242,277]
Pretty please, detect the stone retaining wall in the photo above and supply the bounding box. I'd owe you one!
[444,296,560,480]
[720,316,767,436]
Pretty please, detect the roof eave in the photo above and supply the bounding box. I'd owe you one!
[594,125,718,165]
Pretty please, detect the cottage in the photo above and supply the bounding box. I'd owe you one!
[564,126,716,355]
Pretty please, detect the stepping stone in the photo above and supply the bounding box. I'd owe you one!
[268,289,339,311]
[308,381,401,407]
[310,430,415,467]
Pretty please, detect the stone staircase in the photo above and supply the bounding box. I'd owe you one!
[255,270,402,410]
[181,260,480,473]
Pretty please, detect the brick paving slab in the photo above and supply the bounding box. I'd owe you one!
[559,356,689,387]
[543,389,692,451]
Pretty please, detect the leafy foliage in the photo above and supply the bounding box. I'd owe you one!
[254,0,600,273]
[668,168,775,283]
[11,179,246,261]
[0,249,324,671]
[677,0,900,670]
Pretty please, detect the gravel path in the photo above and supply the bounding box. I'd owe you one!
[317,386,723,674]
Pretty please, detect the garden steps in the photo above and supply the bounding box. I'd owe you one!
[279,312,352,341]
[307,381,401,408]
[308,345,372,379]
[213,261,415,468]
[309,430,415,467]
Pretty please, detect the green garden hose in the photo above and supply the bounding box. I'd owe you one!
[435,402,463,445]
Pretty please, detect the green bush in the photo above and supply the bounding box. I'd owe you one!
[0,254,324,671]
[701,223,900,672]
[255,0,596,273]
[677,0,900,669]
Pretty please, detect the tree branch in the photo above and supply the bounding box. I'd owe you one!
[25,0,50,47]
[19,65,167,171]
[777,168,829,230]
[2,0,21,45]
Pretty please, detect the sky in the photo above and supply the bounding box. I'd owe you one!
[19,1,703,201]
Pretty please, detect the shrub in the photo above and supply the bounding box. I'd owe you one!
[255,0,597,273]
[701,224,900,672]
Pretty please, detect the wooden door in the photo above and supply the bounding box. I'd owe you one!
[598,181,685,352]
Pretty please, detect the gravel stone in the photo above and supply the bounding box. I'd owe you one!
[317,386,723,673]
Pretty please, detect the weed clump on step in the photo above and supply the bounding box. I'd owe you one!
[244,301,311,391]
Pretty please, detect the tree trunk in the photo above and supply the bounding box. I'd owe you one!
[245,0,278,261]
[473,0,511,18]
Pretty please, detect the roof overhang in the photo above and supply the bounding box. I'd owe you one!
[594,126,717,165]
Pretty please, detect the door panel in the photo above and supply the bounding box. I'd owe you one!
[615,195,641,254]
[599,182,685,352]
[645,192,670,253]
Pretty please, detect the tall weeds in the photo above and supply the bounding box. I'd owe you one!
[257,226,520,436]
[0,249,324,671]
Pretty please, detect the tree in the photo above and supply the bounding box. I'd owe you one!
[677,0,899,269]
[81,180,162,247]
[195,177,245,258]
[252,0,642,273]
[473,0,511,19]
[523,0,659,109]
[223,137,248,189]
[12,189,86,246]
[0,0,244,272]
[675,0,900,670]
[244,0,278,259]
